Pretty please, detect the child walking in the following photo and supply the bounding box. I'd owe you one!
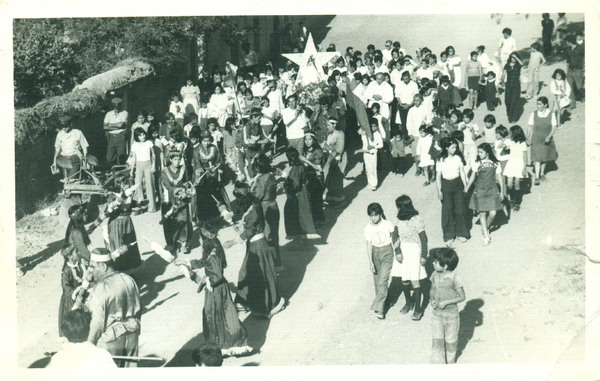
[464,143,505,245]
[458,109,482,175]
[503,125,528,211]
[364,203,396,320]
[360,118,384,190]
[394,195,428,321]
[463,51,484,109]
[482,71,498,111]
[129,127,157,213]
[416,125,435,186]
[430,248,466,364]
[390,130,407,175]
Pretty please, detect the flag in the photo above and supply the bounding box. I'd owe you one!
[345,81,372,140]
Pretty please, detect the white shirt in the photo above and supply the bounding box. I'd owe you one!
[48,341,117,370]
[395,80,419,104]
[416,67,434,81]
[252,82,268,98]
[55,129,89,157]
[437,155,464,180]
[381,49,393,64]
[365,81,394,118]
[266,88,285,114]
[353,83,370,105]
[458,122,482,146]
[130,140,154,162]
[169,101,185,119]
[528,109,557,127]
[364,219,395,247]
[477,53,495,72]
[104,110,129,134]
[281,107,307,140]
[374,64,389,74]
[361,130,383,153]
[499,36,517,55]
[550,79,571,98]
[406,104,428,137]
[390,69,404,90]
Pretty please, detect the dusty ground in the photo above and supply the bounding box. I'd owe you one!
[15,14,589,373]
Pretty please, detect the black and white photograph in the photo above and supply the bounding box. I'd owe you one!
[2,1,599,380]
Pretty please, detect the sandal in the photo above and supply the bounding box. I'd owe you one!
[411,311,423,321]
[483,236,491,246]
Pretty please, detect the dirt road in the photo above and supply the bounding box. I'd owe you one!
[15,14,588,374]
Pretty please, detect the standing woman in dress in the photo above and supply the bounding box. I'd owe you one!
[193,129,229,223]
[527,96,558,185]
[161,151,192,255]
[501,53,524,123]
[102,174,142,272]
[301,131,326,227]
[207,84,231,128]
[283,147,320,240]
[436,137,470,247]
[464,143,505,246]
[445,46,462,88]
[180,225,253,357]
[252,154,281,268]
[322,117,347,206]
[181,78,201,115]
[233,183,285,318]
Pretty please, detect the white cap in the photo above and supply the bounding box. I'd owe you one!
[90,249,112,263]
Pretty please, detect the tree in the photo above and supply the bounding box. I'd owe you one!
[13,17,249,108]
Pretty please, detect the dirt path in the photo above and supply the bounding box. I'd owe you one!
[16,14,587,371]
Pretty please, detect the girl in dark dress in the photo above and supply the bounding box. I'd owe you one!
[284,147,320,240]
[180,225,252,357]
[501,53,524,123]
[301,132,326,227]
[193,129,231,223]
[161,151,192,255]
[252,154,281,267]
[233,183,285,318]
[103,175,142,271]
[58,245,84,337]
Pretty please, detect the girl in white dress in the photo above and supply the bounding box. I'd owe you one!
[502,125,528,211]
[180,79,200,114]
[393,195,428,321]
[445,46,462,88]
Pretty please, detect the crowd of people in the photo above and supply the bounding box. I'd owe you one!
[50,15,584,367]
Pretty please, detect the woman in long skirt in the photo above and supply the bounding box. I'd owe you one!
[103,174,142,271]
[528,96,559,185]
[322,117,346,205]
[181,225,252,357]
[284,147,320,240]
[501,53,523,123]
[252,154,281,267]
[301,132,326,227]
[161,151,192,255]
[233,183,285,317]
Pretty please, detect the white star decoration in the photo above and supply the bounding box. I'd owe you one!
[282,33,340,86]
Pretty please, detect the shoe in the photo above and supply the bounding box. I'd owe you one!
[457,237,468,243]
[534,178,540,186]
[371,187,377,191]
[540,175,547,182]
[411,310,423,321]
[483,236,491,246]
[513,203,521,212]
[182,245,191,254]
[445,239,455,248]
[374,311,385,319]
[423,181,430,186]
[399,301,414,314]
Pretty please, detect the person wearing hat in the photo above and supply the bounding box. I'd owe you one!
[53,114,89,182]
[85,248,141,367]
[104,97,129,167]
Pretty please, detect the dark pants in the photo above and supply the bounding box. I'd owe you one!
[371,245,394,313]
[441,178,470,241]
[567,69,584,107]
[398,106,410,137]
[106,132,127,166]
